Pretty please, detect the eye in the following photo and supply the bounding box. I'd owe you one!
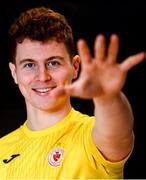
[24,63,35,69]
[47,60,61,68]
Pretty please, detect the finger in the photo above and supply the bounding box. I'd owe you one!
[120,52,145,71]
[77,39,92,66]
[50,84,78,98]
[50,86,67,97]
[61,82,83,98]
[94,34,106,61]
[65,86,78,97]
[107,34,119,64]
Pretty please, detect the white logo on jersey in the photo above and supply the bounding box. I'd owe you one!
[48,147,64,167]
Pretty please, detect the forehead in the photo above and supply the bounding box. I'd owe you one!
[15,38,70,62]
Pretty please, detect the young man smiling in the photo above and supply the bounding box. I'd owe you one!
[0,6,145,179]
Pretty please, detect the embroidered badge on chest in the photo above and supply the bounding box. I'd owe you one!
[48,147,64,167]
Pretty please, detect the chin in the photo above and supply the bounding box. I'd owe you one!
[33,101,63,112]
[28,96,68,112]
[38,106,62,112]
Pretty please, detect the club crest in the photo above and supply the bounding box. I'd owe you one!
[48,147,64,167]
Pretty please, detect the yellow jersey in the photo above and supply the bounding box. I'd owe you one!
[0,108,129,179]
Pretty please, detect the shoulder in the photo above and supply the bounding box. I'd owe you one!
[71,108,95,120]
[71,108,95,129]
[0,127,22,147]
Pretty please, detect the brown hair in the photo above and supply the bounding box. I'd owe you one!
[9,6,74,63]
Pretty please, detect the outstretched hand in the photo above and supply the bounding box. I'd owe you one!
[52,34,145,99]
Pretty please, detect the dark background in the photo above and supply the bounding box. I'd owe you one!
[0,0,146,178]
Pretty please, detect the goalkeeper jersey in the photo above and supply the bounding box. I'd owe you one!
[0,108,129,179]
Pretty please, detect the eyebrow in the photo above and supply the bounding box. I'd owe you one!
[19,59,35,65]
[19,56,64,65]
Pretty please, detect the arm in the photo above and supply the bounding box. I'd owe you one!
[93,92,134,162]
[52,34,145,162]
[75,34,145,161]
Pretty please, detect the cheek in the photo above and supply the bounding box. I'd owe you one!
[16,71,34,87]
[16,74,34,99]
[56,69,73,83]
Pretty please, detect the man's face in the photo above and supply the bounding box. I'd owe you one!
[9,39,79,111]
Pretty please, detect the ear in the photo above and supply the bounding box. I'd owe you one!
[9,62,18,84]
[72,55,80,79]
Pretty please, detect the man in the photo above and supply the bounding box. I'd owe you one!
[0,6,145,179]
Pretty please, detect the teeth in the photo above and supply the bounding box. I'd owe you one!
[36,88,51,93]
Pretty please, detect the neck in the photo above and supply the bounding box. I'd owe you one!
[26,102,72,131]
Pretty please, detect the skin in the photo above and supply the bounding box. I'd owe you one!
[9,39,80,129]
[9,34,145,162]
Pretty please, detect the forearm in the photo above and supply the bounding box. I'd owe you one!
[93,92,133,137]
[92,92,134,161]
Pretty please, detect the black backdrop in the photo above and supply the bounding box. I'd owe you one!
[0,0,146,178]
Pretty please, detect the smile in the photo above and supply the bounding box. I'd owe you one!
[32,87,55,96]
[35,88,52,93]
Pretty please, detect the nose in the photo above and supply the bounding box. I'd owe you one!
[37,66,51,82]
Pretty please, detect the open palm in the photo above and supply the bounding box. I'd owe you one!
[53,34,145,99]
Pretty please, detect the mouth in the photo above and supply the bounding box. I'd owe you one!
[32,87,55,96]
